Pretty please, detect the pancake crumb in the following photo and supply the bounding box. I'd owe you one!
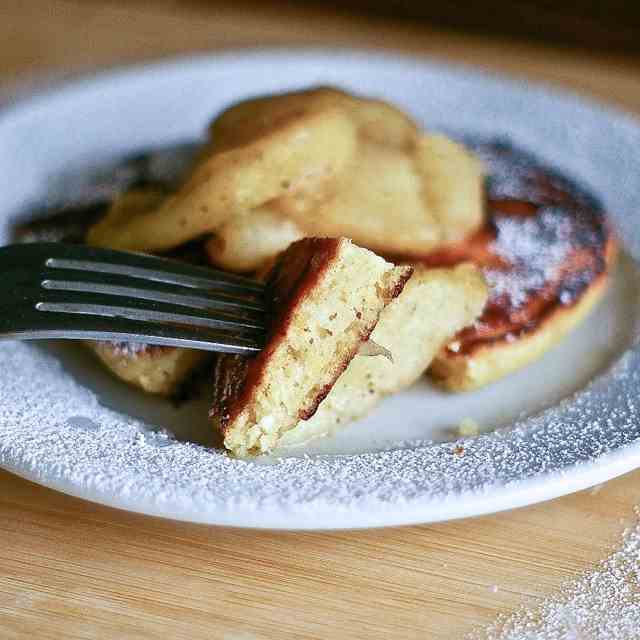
[458,418,480,437]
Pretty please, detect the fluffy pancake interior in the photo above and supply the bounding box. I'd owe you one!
[278,263,488,449]
[213,238,412,457]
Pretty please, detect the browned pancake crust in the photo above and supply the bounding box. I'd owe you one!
[419,139,616,358]
[210,238,412,437]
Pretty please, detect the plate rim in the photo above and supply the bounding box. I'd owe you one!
[3,440,640,530]
[3,47,640,131]
[1,49,639,530]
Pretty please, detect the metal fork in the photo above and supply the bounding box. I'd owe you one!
[0,242,266,354]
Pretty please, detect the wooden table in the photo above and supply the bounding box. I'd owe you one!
[1,2,639,638]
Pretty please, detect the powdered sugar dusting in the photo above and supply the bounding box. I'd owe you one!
[107,341,150,358]
[485,209,574,309]
[0,338,639,528]
[471,514,640,640]
[470,139,603,215]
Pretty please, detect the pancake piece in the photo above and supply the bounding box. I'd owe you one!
[278,263,488,449]
[211,237,412,457]
[206,207,304,273]
[206,133,484,272]
[427,139,617,391]
[87,88,358,252]
[89,341,210,396]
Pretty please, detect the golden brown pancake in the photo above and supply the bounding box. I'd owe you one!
[205,89,484,272]
[210,237,412,457]
[425,139,617,391]
[89,341,210,396]
[86,87,484,265]
[87,88,358,252]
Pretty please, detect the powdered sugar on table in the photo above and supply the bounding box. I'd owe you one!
[471,514,640,640]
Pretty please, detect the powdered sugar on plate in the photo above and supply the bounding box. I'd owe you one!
[0,337,639,528]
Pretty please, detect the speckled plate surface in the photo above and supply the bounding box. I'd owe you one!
[1,51,639,529]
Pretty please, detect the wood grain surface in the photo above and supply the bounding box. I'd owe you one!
[1,2,640,638]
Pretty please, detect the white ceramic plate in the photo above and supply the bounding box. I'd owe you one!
[1,51,639,529]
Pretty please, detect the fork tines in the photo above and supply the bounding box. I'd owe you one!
[0,242,267,354]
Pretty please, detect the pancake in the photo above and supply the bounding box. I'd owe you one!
[426,139,617,391]
[205,131,484,274]
[210,237,413,457]
[277,263,488,450]
[89,341,209,396]
[85,190,216,395]
[87,88,358,252]
[85,86,483,266]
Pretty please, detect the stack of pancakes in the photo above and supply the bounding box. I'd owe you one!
[19,87,616,456]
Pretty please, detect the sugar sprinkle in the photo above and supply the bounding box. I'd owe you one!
[470,513,640,640]
[485,209,573,309]
[108,341,150,358]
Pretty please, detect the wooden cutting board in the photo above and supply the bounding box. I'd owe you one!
[1,2,640,637]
